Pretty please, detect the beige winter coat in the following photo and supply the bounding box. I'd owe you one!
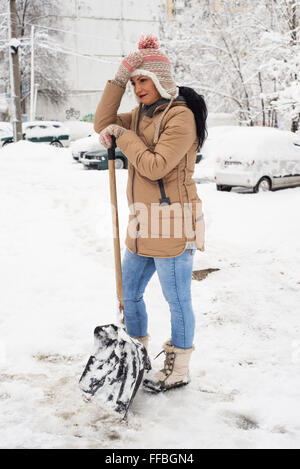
[94,81,205,258]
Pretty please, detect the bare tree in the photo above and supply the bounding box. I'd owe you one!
[0,0,68,116]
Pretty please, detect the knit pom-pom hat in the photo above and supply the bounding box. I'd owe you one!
[130,34,178,101]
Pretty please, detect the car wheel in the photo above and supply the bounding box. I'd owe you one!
[2,140,13,147]
[115,158,125,169]
[254,177,271,193]
[50,140,63,148]
[216,184,232,192]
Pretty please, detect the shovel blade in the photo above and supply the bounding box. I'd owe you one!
[79,324,151,418]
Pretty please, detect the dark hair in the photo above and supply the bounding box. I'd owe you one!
[178,86,208,149]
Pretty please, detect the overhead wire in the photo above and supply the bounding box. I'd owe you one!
[38,41,120,64]
[20,19,138,48]
[2,16,128,64]
[4,17,136,63]
[12,34,120,64]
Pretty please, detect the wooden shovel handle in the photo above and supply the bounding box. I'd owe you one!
[108,137,124,317]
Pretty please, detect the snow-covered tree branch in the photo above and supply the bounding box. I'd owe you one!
[0,0,68,116]
[160,0,300,132]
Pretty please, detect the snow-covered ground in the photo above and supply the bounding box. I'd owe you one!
[0,141,300,449]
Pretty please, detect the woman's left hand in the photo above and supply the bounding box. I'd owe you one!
[99,124,128,148]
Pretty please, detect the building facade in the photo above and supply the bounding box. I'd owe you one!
[36,0,164,121]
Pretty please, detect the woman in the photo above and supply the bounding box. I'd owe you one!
[94,35,207,393]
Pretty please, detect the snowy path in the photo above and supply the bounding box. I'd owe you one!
[0,142,300,449]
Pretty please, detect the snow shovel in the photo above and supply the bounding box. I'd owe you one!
[79,136,151,419]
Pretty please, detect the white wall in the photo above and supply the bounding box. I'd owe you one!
[36,0,163,122]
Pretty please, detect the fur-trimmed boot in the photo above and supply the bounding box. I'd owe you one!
[143,340,194,393]
[131,335,149,352]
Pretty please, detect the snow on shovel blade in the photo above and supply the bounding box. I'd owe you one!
[79,324,151,418]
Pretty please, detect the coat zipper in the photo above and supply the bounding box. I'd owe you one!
[132,107,143,254]
[131,166,139,253]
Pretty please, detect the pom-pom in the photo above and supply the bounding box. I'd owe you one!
[138,34,159,50]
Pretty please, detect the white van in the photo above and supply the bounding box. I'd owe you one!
[214,127,300,192]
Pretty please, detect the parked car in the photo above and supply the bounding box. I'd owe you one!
[23,121,70,147]
[214,127,300,192]
[0,125,13,148]
[81,148,202,171]
[70,133,103,162]
[0,121,70,148]
[81,148,128,170]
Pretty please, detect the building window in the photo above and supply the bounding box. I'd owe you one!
[166,0,190,19]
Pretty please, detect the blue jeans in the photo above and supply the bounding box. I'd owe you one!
[122,247,196,349]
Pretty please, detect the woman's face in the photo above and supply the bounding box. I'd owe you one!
[130,75,161,106]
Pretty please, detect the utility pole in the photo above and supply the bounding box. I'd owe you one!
[30,25,35,122]
[8,0,22,141]
[33,83,39,120]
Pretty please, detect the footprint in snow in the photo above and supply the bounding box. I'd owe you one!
[224,411,260,431]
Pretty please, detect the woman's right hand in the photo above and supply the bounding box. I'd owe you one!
[99,124,127,148]
[99,127,112,149]
[113,52,143,88]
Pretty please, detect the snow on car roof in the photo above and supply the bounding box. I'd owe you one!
[23,121,65,128]
[210,126,300,162]
[70,133,105,152]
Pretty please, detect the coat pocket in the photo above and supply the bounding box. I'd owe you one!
[189,199,205,252]
[195,214,205,252]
